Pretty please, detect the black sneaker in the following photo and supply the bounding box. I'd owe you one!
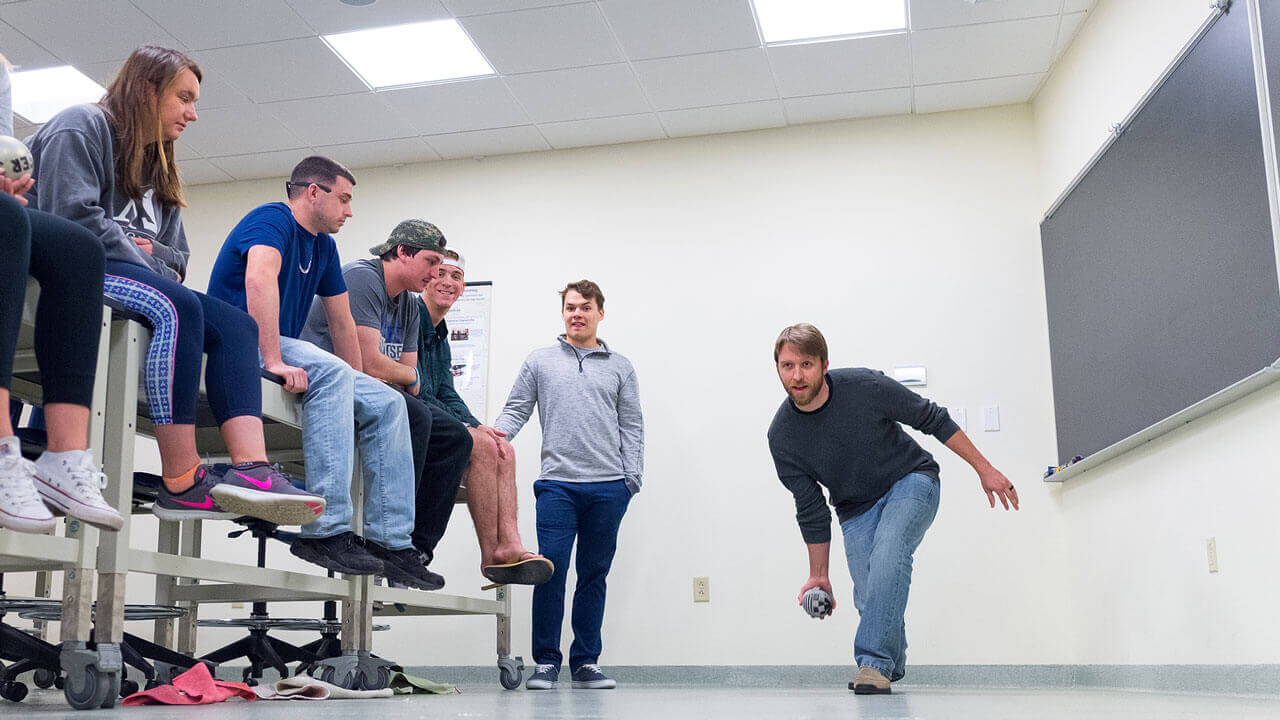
[526,664,559,690]
[290,531,384,575]
[365,542,445,591]
[571,664,616,689]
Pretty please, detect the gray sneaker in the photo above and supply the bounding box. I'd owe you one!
[209,462,325,526]
[526,664,559,690]
[571,664,615,689]
[152,465,236,522]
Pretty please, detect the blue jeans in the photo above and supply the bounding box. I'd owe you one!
[277,336,415,549]
[840,471,940,681]
[531,479,631,670]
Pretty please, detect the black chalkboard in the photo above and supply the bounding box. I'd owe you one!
[1040,4,1280,465]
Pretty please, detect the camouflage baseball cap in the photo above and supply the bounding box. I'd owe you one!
[369,219,447,257]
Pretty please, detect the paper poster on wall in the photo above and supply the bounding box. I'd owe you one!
[443,281,492,424]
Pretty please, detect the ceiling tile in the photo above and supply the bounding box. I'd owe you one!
[180,158,234,185]
[0,20,61,70]
[263,93,417,146]
[633,48,776,111]
[380,77,530,134]
[197,38,367,102]
[767,33,910,98]
[13,119,40,141]
[179,105,308,158]
[1063,0,1097,12]
[462,4,622,74]
[659,100,784,138]
[315,138,442,170]
[908,0,1062,30]
[912,16,1057,85]
[0,0,183,65]
[505,64,650,123]
[209,149,314,181]
[284,0,452,35]
[1054,11,1089,58]
[783,87,911,125]
[441,0,588,16]
[599,0,760,60]
[130,0,312,50]
[174,140,201,161]
[425,125,551,159]
[914,72,1044,113]
[538,113,665,149]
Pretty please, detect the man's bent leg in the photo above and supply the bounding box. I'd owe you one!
[532,480,579,668]
[279,337,356,539]
[352,374,416,549]
[850,472,940,681]
[567,480,630,671]
[411,404,471,563]
[464,428,501,566]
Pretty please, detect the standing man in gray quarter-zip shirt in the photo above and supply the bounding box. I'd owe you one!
[767,323,1017,696]
[495,279,644,692]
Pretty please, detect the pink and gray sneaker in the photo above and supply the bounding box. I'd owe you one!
[152,465,237,522]
[209,462,325,527]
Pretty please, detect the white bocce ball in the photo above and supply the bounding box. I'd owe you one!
[0,135,34,180]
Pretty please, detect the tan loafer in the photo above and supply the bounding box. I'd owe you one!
[849,666,891,694]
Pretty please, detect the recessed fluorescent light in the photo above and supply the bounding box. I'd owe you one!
[754,0,906,44]
[10,66,106,124]
[323,20,494,89]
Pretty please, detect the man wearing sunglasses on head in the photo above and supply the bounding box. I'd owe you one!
[208,156,435,590]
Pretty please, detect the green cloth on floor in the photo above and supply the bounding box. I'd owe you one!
[389,671,459,695]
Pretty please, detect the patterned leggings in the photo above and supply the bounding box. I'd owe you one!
[102,260,262,426]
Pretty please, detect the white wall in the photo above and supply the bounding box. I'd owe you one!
[170,104,1068,667]
[1035,0,1280,663]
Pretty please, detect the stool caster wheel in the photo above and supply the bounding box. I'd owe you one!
[33,668,57,689]
[498,656,524,690]
[0,680,29,703]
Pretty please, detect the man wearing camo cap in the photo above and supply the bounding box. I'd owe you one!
[301,218,471,589]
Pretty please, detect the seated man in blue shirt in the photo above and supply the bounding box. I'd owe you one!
[207,155,435,590]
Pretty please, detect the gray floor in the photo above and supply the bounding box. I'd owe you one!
[8,684,1280,719]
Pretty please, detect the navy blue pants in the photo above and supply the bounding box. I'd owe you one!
[531,479,631,670]
[102,260,260,426]
[400,390,473,562]
[0,195,104,408]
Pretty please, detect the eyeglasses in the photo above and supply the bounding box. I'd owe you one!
[284,181,332,194]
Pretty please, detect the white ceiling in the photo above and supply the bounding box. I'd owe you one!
[1,0,1096,184]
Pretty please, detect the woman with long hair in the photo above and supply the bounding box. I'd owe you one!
[1,52,120,532]
[24,46,324,527]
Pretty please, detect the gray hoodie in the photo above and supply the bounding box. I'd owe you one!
[495,336,645,494]
[25,103,189,281]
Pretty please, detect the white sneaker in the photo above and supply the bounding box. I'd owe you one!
[0,436,55,534]
[33,449,123,531]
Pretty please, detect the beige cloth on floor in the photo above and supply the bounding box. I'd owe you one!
[253,675,394,701]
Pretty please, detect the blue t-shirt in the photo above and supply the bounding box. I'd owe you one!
[207,202,346,339]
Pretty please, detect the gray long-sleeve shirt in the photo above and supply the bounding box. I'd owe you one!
[25,103,189,281]
[1,63,12,138]
[495,336,645,494]
[767,368,961,544]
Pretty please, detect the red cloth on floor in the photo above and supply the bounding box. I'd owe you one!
[122,663,257,706]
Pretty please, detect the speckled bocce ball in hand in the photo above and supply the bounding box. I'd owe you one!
[802,587,833,618]
[0,136,33,180]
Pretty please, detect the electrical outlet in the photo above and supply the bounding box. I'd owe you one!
[693,576,710,603]
[1206,537,1219,574]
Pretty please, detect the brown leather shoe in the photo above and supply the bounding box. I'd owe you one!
[849,666,891,694]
